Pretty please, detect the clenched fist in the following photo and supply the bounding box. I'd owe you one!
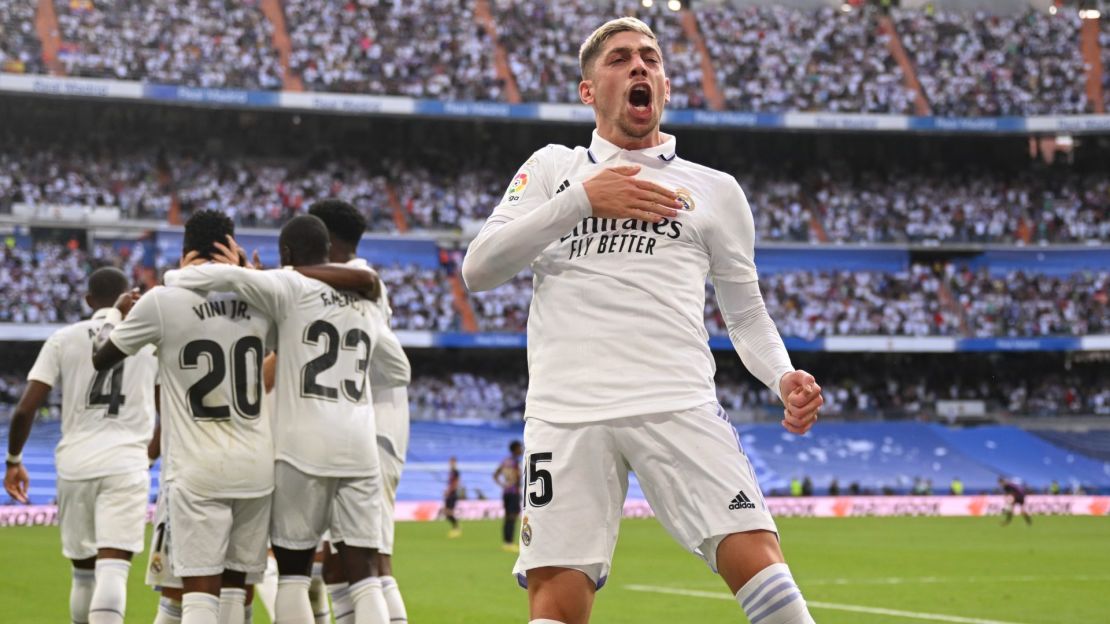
[779,370,823,435]
[583,165,682,223]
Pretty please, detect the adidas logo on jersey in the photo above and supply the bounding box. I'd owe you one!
[729,491,756,510]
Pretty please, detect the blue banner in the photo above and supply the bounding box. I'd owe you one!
[956,337,1083,352]
[3,74,1110,135]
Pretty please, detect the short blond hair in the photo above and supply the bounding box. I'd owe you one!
[578,17,658,79]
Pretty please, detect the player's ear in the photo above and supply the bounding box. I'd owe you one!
[579,79,594,105]
[664,76,671,103]
[85,293,94,310]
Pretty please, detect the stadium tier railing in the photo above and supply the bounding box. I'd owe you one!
[3,73,1110,135]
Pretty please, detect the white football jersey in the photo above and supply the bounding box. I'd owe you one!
[469,131,759,423]
[165,265,385,477]
[349,260,412,462]
[109,286,275,499]
[27,308,158,480]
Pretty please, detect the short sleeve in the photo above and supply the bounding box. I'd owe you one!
[110,290,165,355]
[707,178,759,284]
[26,333,63,386]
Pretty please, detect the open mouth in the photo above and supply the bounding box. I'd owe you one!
[628,83,652,116]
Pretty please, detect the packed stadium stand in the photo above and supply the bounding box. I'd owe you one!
[4,142,1108,243]
[0,1,1101,115]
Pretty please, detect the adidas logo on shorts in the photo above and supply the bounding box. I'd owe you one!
[729,491,756,510]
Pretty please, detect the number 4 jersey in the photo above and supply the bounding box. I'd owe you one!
[165,265,384,478]
[109,287,276,499]
[28,307,158,481]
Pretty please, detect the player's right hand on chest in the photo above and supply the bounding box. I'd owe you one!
[583,165,682,224]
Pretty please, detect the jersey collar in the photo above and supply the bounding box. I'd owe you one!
[587,130,677,164]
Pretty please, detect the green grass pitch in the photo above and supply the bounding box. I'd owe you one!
[1,516,1107,622]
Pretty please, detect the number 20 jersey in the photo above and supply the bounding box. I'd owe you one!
[28,307,158,481]
[110,286,276,499]
[166,265,383,478]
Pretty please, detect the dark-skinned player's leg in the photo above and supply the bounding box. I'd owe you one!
[335,541,390,624]
[272,546,316,623]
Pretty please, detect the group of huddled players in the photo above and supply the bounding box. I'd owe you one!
[5,201,413,624]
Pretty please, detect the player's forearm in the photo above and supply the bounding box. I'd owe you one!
[716,280,794,401]
[462,185,591,291]
[296,264,380,301]
[6,410,34,456]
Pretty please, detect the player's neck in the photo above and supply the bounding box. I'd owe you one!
[595,124,664,152]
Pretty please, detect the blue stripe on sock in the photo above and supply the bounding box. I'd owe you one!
[746,579,798,615]
[741,572,790,611]
[750,591,802,624]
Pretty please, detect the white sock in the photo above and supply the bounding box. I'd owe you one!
[309,574,330,624]
[327,582,354,624]
[257,555,278,620]
[182,593,220,624]
[274,575,314,624]
[70,568,95,624]
[243,604,253,624]
[529,620,567,623]
[735,563,814,624]
[348,577,389,624]
[88,559,130,624]
[154,597,183,624]
[218,587,246,624]
[380,576,407,623]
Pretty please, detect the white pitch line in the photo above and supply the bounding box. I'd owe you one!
[623,584,1028,624]
[801,574,1110,586]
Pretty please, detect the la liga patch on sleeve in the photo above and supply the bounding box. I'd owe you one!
[505,172,529,203]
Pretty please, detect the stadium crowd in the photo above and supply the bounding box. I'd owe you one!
[1,240,1106,341]
[0,3,1093,116]
[285,0,502,99]
[0,242,144,324]
[697,5,915,113]
[3,145,1107,244]
[53,0,282,89]
[494,0,706,108]
[400,355,1110,421]
[0,1,45,75]
[895,8,1087,116]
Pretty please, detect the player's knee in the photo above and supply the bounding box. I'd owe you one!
[72,556,97,570]
[527,566,595,623]
[96,548,134,561]
[710,530,784,594]
[273,546,316,576]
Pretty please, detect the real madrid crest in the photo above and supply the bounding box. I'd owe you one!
[521,515,532,546]
[675,188,695,212]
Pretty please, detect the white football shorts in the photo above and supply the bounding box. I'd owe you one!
[270,460,382,551]
[512,402,777,588]
[167,483,271,578]
[58,470,149,560]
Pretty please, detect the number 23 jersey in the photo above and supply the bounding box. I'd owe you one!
[167,265,383,478]
[110,286,276,499]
